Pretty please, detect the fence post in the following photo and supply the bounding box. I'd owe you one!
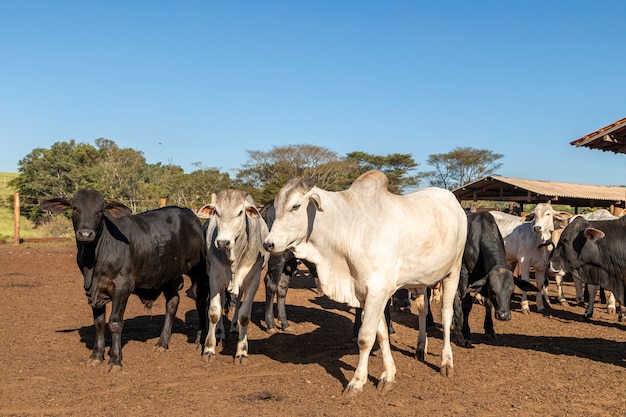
[13,192,20,245]
[160,198,167,208]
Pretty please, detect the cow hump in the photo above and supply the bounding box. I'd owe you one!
[348,170,389,196]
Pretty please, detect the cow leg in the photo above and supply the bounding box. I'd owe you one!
[574,278,585,306]
[555,272,568,305]
[519,262,531,314]
[88,307,107,366]
[376,310,396,394]
[194,271,210,348]
[344,292,391,397]
[264,273,278,333]
[415,288,429,361]
[617,304,626,322]
[276,272,292,332]
[155,278,182,352]
[107,291,130,371]
[535,270,548,312]
[460,293,474,348]
[440,272,460,377]
[483,299,496,341]
[233,268,261,365]
[584,285,598,320]
[202,284,223,361]
[606,291,616,315]
[229,296,241,336]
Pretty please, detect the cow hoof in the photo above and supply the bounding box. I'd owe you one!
[440,364,454,377]
[153,345,167,353]
[87,358,103,367]
[377,379,395,394]
[521,308,531,315]
[583,314,592,321]
[201,352,216,362]
[342,385,363,398]
[464,340,474,349]
[607,308,616,315]
[282,325,296,334]
[559,299,568,306]
[107,364,122,373]
[415,349,425,362]
[266,327,279,335]
[234,355,248,365]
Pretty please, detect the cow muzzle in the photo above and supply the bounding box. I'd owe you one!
[216,239,231,250]
[76,229,96,242]
[495,310,512,321]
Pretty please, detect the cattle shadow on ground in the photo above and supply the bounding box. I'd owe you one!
[248,302,362,389]
[64,314,196,352]
[495,333,626,368]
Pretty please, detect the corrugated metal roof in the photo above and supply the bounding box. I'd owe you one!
[570,117,626,154]
[489,176,626,201]
[453,175,626,208]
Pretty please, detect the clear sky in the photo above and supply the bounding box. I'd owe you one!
[1,1,625,186]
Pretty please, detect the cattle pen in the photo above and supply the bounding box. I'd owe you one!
[1,242,624,416]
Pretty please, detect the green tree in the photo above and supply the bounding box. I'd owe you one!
[420,147,503,190]
[171,163,233,209]
[94,139,150,211]
[236,144,358,204]
[11,140,101,219]
[346,151,420,193]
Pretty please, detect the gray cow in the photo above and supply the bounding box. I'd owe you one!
[196,190,269,364]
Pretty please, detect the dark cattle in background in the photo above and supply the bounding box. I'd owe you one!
[550,216,626,308]
[454,212,538,348]
[40,188,207,370]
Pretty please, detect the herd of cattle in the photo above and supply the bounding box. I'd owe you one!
[40,170,626,397]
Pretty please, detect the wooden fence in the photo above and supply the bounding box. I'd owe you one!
[4,193,169,245]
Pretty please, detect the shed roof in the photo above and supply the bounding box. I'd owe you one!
[452,175,626,209]
[570,117,626,154]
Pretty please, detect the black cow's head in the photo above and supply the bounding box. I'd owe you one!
[40,187,132,243]
[550,216,605,275]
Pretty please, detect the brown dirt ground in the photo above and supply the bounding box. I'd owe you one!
[0,242,624,417]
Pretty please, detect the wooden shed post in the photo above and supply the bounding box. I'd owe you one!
[160,198,167,208]
[13,192,20,245]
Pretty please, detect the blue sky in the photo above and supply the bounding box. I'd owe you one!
[1,1,625,186]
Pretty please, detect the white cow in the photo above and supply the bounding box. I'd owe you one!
[263,170,467,396]
[197,190,269,364]
[489,204,568,313]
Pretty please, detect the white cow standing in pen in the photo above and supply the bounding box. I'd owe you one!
[197,190,269,364]
[263,170,467,397]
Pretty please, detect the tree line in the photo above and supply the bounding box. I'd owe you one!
[8,138,502,219]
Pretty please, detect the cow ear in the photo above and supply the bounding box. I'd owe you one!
[584,227,606,242]
[196,204,216,219]
[40,198,71,214]
[245,206,261,218]
[105,202,132,218]
[523,213,535,222]
[309,192,323,212]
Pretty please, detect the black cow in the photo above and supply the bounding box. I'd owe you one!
[550,216,626,307]
[40,188,208,370]
[454,212,538,348]
[260,201,318,333]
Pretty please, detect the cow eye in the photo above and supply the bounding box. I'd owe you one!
[238,210,243,216]
[291,204,301,212]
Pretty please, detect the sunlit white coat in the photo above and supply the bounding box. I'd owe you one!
[263,170,467,396]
